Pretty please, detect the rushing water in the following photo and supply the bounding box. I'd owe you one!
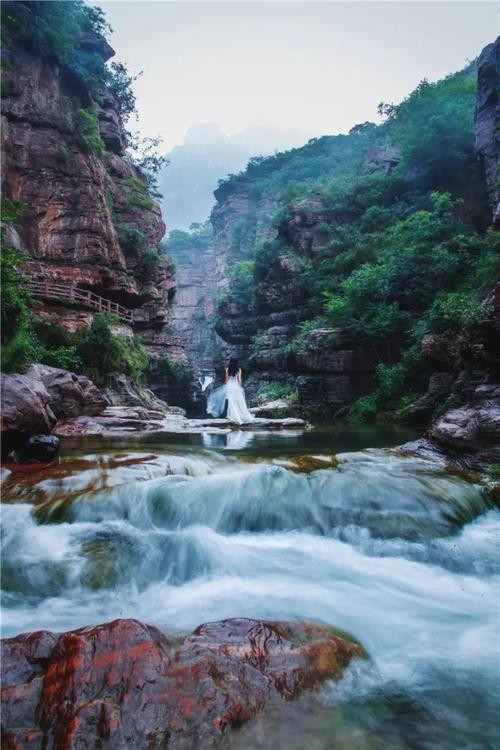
[1,426,499,749]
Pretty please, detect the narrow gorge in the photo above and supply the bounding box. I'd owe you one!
[164,38,499,461]
[1,3,499,749]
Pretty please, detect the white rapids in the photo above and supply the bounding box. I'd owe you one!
[1,441,499,749]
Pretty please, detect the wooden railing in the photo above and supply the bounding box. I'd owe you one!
[22,280,134,324]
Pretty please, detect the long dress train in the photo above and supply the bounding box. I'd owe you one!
[207,375,255,425]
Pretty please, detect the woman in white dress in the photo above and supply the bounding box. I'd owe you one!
[207,358,255,425]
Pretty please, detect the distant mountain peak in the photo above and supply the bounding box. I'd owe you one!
[160,124,314,230]
[183,123,227,145]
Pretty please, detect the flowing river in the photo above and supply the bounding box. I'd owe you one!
[1,426,499,749]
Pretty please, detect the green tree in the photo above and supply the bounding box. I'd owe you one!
[0,200,38,372]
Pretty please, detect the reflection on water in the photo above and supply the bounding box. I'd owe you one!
[202,428,305,450]
[56,422,418,458]
[203,430,254,450]
[1,426,499,749]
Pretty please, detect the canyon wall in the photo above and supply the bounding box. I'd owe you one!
[208,46,499,416]
[167,231,221,378]
[475,37,500,226]
[1,27,180,366]
[211,186,380,404]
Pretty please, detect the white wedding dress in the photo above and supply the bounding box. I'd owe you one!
[207,373,255,425]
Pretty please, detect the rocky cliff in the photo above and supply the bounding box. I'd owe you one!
[167,228,221,377]
[475,36,500,226]
[1,18,179,366]
[211,186,381,405]
[208,50,498,418]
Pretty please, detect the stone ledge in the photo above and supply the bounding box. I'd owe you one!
[52,409,309,437]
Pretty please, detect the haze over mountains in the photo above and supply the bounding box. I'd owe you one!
[158,123,311,231]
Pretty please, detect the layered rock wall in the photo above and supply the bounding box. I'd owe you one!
[1,31,179,364]
[475,37,500,226]
[210,188,384,405]
[209,42,499,412]
[167,232,222,377]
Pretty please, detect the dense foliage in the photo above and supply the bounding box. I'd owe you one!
[215,124,378,204]
[165,222,213,256]
[2,1,110,99]
[73,108,105,155]
[33,314,149,385]
[0,201,38,373]
[152,356,193,389]
[216,63,497,421]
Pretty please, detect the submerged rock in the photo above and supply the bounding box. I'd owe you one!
[1,617,363,749]
[16,434,60,464]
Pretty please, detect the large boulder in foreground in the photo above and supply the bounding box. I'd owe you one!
[1,617,363,749]
[0,365,108,455]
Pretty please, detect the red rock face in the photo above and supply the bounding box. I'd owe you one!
[1,35,180,363]
[1,617,363,748]
[0,365,108,438]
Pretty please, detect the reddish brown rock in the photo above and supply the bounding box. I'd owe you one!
[1,26,182,366]
[1,617,363,749]
[27,364,108,418]
[0,366,107,435]
[0,372,56,435]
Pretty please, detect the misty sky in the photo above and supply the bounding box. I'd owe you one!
[89,1,498,152]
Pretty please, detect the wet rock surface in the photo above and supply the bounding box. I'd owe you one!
[1,617,363,749]
[15,434,61,464]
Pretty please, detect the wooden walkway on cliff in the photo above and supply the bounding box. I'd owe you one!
[22,280,134,324]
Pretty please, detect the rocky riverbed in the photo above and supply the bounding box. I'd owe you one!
[1,433,498,749]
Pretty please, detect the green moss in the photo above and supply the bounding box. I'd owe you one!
[0,199,38,372]
[138,250,160,284]
[73,107,105,155]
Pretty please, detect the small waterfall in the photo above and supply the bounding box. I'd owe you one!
[199,374,214,392]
